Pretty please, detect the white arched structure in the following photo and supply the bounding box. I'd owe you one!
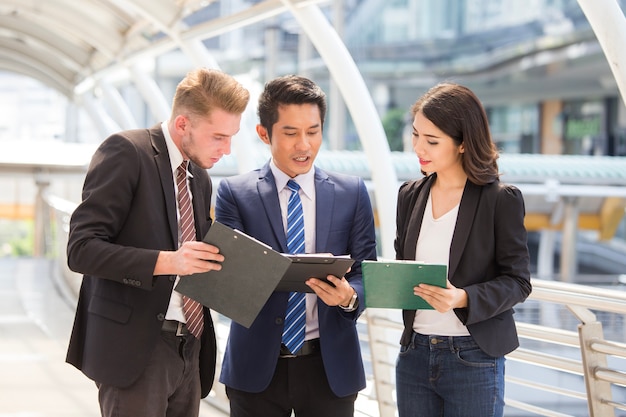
[280,0,398,258]
[577,0,626,107]
[1,0,625,258]
[100,80,138,130]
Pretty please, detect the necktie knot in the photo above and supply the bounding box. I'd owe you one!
[287,179,300,193]
[177,160,189,178]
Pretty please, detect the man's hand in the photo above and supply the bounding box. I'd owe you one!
[154,241,224,276]
[306,274,355,307]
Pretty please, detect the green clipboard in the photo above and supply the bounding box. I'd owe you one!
[362,260,447,309]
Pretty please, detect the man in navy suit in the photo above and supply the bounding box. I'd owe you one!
[215,75,377,417]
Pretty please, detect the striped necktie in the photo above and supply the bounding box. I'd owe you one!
[176,161,204,339]
[282,179,306,354]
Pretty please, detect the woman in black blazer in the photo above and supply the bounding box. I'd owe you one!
[394,83,532,417]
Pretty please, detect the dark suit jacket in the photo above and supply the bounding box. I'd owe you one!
[65,125,217,397]
[395,174,532,357]
[215,163,377,398]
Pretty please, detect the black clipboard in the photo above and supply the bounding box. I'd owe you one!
[175,222,291,328]
[362,260,447,309]
[275,254,355,293]
[175,222,355,327]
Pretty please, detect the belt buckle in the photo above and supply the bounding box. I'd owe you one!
[279,344,297,358]
[176,322,186,336]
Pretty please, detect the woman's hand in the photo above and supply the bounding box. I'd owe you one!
[414,280,467,312]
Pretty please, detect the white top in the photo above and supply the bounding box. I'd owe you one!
[412,192,470,336]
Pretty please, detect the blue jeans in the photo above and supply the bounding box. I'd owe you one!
[396,332,504,417]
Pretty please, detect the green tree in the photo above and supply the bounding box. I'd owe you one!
[382,108,407,151]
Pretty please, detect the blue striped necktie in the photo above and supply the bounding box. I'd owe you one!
[282,179,306,354]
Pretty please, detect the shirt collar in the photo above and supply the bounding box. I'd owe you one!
[269,159,315,199]
[162,120,191,177]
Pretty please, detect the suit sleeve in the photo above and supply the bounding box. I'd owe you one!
[214,178,244,231]
[343,178,378,317]
[66,134,161,289]
[461,185,532,325]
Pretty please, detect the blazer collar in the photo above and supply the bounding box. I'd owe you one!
[403,176,481,280]
[448,180,481,279]
[404,176,434,260]
[150,125,179,248]
[313,169,333,252]
[257,162,288,252]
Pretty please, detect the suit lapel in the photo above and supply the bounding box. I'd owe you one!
[257,164,288,252]
[314,168,333,252]
[448,180,480,280]
[404,178,433,260]
[151,127,178,248]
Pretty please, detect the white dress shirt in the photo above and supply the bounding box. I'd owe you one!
[269,160,320,340]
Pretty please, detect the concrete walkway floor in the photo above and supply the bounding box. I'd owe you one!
[0,257,226,417]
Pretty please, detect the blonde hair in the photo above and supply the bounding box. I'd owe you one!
[171,68,250,120]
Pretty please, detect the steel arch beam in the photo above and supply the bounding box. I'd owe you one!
[577,0,626,107]
[280,0,398,258]
[0,61,73,96]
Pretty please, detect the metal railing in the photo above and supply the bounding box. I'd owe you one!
[365,279,626,417]
[44,193,626,417]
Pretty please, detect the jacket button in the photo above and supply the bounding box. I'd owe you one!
[157,313,165,321]
[275,318,284,325]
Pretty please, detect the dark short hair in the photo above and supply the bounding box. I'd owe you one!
[257,75,327,138]
[411,82,499,185]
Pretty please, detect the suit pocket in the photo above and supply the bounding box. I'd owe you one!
[88,295,133,324]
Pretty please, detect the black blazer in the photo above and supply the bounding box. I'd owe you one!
[395,174,532,357]
[65,125,217,397]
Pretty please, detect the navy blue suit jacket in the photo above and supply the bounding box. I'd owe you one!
[215,162,377,397]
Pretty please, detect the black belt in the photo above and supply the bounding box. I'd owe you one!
[161,320,189,336]
[279,338,320,358]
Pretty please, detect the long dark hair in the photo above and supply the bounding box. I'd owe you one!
[411,82,499,185]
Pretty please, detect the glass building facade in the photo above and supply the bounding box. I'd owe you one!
[1,0,625,156]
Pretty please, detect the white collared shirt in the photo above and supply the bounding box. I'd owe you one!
[269,160,320,340]
[162,120,188,323]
